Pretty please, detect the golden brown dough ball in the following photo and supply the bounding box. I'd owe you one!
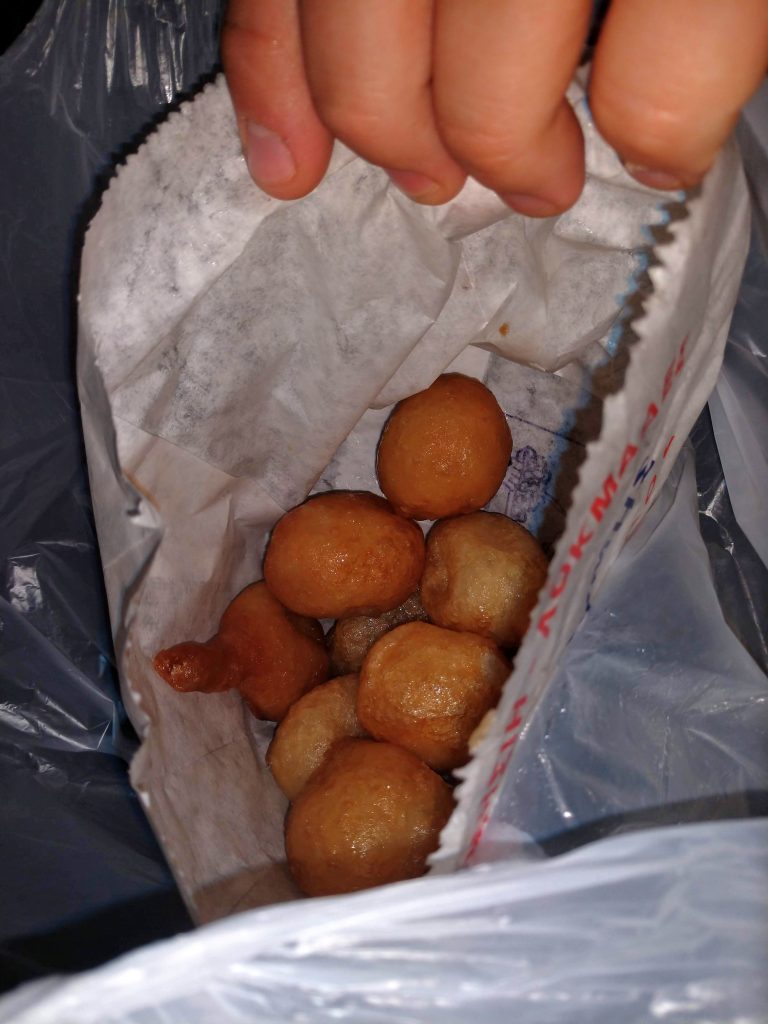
[328,592,428,675]
[285,739,454,896]
[357,621,509,771]
[264,491,425,619]
[376,374,513,520]
[267,674,366,800]
[153,581,329,721]
[420,512,548,647]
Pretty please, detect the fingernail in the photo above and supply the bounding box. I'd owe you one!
[502,193,562,218]
[386,169,440,199]
[624,164,686,192]
[245,122,296,186]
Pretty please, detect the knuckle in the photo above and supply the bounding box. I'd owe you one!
[220,21,292,74]
[221,20,279,54]
[315,91,397,157]
[591,90,686,165]
[437,114,536,182]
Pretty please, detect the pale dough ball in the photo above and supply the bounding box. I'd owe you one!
[285,739,454,896]
[328,592,428,675]
[420,511,548,647]
[357,621,509,771]
[267,674,366,800]
[376,373,513,520]
[264,491,425,618]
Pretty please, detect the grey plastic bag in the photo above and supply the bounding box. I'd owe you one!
[0,0,224,973]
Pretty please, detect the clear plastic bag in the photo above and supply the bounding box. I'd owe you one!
[3,819,767,1024]
[712,104,768,564]
[481,444,768,859]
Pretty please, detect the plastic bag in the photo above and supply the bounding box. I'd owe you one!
[1,0,767,1017]
[689,94,768,678]
[692,400,768,676]
[478,444,768,858]
[2,818,767,1024]
[0,0,224,979]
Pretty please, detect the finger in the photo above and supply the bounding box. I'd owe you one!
[591,0,768,190]
[221,0,333,199]
[432,0,593,217]
[299,0,466,205]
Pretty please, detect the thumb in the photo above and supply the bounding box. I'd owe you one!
[221,0,333,198]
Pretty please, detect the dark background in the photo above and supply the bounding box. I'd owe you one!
[0,2,44,54]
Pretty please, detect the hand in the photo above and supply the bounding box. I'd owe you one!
[222,0,768,217]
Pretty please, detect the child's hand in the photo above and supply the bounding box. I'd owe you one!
[222,0,768,216]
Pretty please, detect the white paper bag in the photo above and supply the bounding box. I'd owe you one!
[77,74,749,920]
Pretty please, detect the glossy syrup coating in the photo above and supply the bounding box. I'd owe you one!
[285,739,454,897]
[153,639,241,694]
[357,621,509,771]
[376,374,513,520]
[263,491,425,619]
[153,581,329,721]
[327,592,428,675]
[421,511,548,647]
[267,674,366,800]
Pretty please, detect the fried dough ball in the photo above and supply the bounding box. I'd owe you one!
[421,512,548,647]
[376,373,513,520]
[267,674,366,800]
[285,739,454,896]
[264,491,425,619]
[357,622,509,771]
[328,592,428,675]
[153,582,329,721]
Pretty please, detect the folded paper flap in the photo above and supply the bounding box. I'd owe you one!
[82,78,665,499]
[78,71,748,918]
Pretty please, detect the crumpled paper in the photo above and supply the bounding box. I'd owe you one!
[77,73,749,920]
